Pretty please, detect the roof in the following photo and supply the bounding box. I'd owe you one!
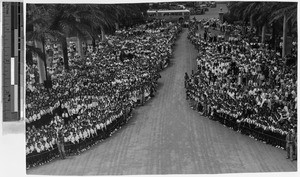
[147,9,190,13]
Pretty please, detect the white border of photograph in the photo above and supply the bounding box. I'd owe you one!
[0,1,299,177]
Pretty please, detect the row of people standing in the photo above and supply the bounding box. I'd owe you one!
[185,20,297,160]
[26,20,182,168]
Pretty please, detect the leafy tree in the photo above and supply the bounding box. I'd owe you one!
[27,3,149,77]
[227,1,297,56]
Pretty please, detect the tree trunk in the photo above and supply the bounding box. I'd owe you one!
[282,13,287,58]
[76,34,84,59]
[101,26,106,42]
[272,22,276,48]
[255,25,260,37]
[288,19,292,36]
[250,14,254,28]
[41,38,48,80]
[34,40,46,83]
[261,23,266,44]
[26,48,33,66]
[115,22,119,31]
[61,36,69,70]
[92,37,96,50]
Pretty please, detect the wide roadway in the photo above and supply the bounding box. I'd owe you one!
[27,3,297,175]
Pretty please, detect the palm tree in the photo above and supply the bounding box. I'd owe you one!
[45,4,91,70]
[116,3,149,28]
[232,2,277,41]
[228,2,252,25]
[246,2,279,44]
[228,1,297,54]
[48,4,120,65]
[27,3,149,73]
[270,2,297,57]
[26,4,63,83]
[83,4,118,42]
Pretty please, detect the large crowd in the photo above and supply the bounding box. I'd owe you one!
[25,16,298,167]
[26,20,182,168]
[186,20,297,156]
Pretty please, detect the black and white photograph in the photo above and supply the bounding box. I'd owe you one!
[0,0,299,177]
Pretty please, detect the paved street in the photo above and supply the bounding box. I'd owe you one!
[191,3,228,20]
[27,3,297,175]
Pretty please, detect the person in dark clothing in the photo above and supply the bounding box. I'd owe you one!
[204,31,207,41]
[286,129,295,160]
[57,128,66,159]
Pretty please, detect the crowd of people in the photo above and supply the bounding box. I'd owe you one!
[25,15,297,167]
[26,20,182,168]
[186,20,297,160]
